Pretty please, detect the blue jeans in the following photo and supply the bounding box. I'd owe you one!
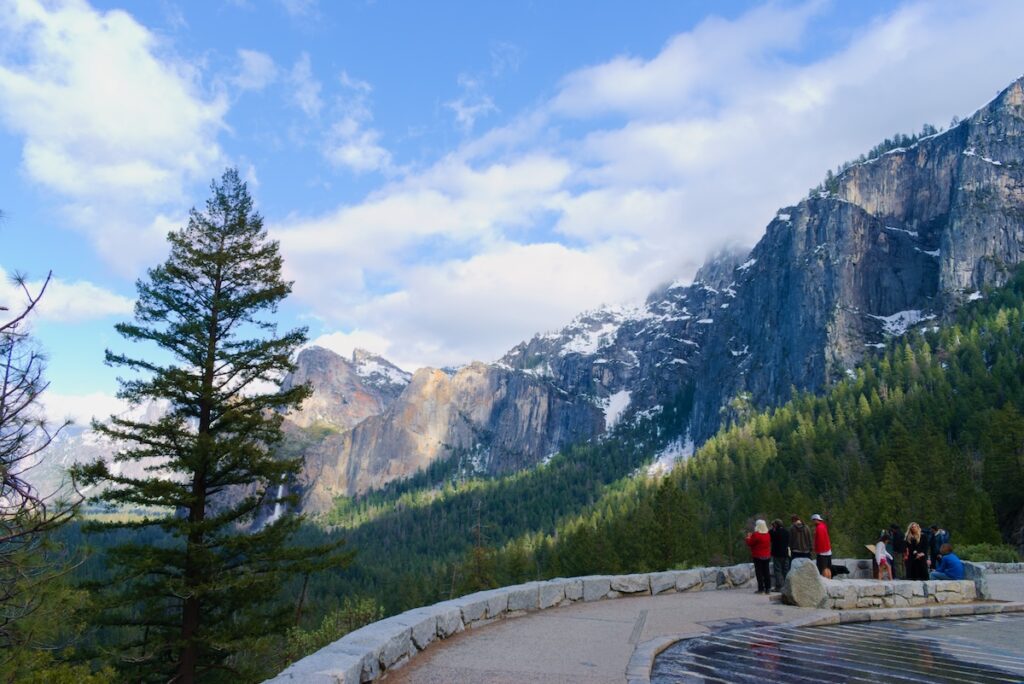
[929,571,952,580]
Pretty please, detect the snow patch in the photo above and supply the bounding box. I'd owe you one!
[356,358,412,385]
[884,226,919,238]
[867,309,936,336]
[737,258,757,271]
[967,291,984,302]
[964,148,1003,165]
[730,345,749,357]
[697,318,714,325]
[915,247,940,257]
[646,437,694,477]
[602,390,631,429]
[776,213,791,222]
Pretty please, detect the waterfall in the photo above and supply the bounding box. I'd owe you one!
[266,483,285,525]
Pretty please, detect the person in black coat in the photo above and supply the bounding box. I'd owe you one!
[904,522,929,580]
[768,519,790,592]
[889,523,906,579]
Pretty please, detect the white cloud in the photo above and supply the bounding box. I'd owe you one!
[551,2,820,118]
[41,391,126,424]
[352,242,646,367]
[234,49,277,91]
[279,0,317,18]
[289,52,322,118]
[321,70,392,173]
[307,330,400,365]
[0,0,227,272]
[445,74,499,132]
[0,266,134,323]
[324,118,391,173]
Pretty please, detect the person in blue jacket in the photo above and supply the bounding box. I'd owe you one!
[930,543,964,580]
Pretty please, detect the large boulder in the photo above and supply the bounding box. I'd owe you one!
[782,557,828,608]
[962,561,991,600]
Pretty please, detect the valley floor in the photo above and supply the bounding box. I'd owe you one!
[387,575,1024,684]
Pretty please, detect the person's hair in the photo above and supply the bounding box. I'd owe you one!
[772,518,783,528]
[880,532,891,542]
[906,522,921,541]
[791,514,800,522]
[940,543,953,555]
[754,519,769,534]
[930,524,939,531]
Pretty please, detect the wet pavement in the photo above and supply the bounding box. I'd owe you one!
[651,613,1024,683]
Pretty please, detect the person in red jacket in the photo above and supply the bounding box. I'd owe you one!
[745,519,772,594]
[811,513,832,577]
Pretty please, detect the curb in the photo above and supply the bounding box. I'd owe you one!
[625,600,1024,684]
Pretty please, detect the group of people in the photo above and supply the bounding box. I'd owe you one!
[746,516,962,594]
[871,523,961,581]
[745,514,831,594]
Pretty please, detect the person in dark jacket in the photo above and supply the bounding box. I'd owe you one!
[929,525,950,566]
[904,522,930,580]
[889,523,906,579]
[768,519,790,592]
[745,519,772,594]
[788,515,812,559]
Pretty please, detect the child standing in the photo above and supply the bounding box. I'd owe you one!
[875,532,894,580]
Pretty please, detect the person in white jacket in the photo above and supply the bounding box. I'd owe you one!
[874,532,894,580]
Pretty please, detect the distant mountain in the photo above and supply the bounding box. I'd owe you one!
[28,401,168,501]
[281,346,411,431]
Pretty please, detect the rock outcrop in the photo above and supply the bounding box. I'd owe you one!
[291,361,602,513]
[282,346,410,431]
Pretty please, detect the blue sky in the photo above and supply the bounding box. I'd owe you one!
[1,0,1023,423]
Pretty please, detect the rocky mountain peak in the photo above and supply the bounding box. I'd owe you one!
[283,345,408,431]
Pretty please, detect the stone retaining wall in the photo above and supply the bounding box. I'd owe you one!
[976,561,1024,574]
[783,558,983,610]
[821,578,977,609]
[267,563,759,683]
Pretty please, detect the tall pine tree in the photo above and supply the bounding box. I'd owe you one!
[75,169,346,683]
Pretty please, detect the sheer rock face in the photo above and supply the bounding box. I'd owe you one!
[687,76,1024,439]
[293,362,602,513]
[283,77,1024,510]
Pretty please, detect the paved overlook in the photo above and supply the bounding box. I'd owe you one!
[270,564,1024,684]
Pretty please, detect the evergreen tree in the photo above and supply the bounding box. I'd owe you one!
[74,169,347,683]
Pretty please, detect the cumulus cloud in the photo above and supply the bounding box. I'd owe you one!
[275,0,1024,371]
[0,266,134,323]
[0,0,227,271]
